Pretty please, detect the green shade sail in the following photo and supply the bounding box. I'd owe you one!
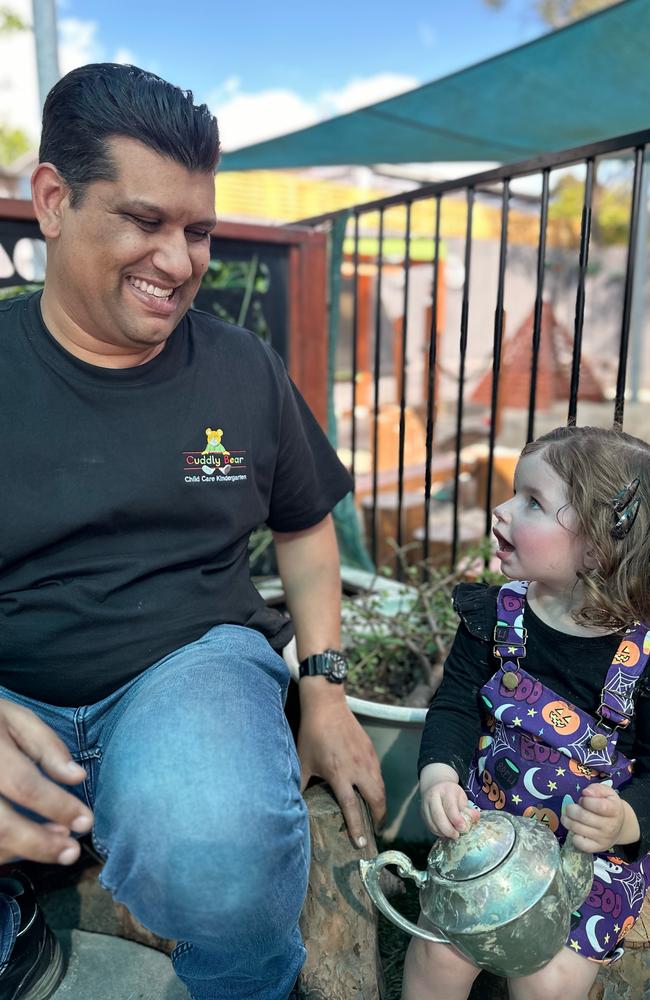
[221,0,650,172]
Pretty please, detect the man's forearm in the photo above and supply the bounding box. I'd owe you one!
[272,514,344,706]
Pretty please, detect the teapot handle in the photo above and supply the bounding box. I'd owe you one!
[359,850,449,944]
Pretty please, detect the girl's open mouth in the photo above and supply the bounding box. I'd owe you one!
[493,529,515,553]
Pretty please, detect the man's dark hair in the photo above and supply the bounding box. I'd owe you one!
[39,63,220,205]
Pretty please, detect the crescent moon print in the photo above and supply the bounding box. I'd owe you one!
[493,703,516,721]
[523,767,553,800]
[585,915,606,953]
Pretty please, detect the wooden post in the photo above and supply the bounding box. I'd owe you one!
[297,783,383,1000]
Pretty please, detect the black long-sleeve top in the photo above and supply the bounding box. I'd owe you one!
[418,583,650,857]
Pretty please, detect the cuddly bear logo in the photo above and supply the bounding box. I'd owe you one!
[202,427,231,475]
[202,428,230,456]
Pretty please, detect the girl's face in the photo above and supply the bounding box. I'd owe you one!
[492,449,591,590]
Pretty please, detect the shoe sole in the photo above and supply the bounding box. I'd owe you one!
[14,936,65,1000]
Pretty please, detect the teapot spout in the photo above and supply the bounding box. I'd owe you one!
[560,833,594,910]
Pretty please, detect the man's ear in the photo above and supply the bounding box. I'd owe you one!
[31,163,71,239]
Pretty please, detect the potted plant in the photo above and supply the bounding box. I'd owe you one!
[336,545,501,842]
[272,541,501,843]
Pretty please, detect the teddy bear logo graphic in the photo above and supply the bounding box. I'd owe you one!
[201,427,231,474]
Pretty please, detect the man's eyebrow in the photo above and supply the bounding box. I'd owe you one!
[120,198,217,229]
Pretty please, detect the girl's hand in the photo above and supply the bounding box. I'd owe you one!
[563,784,627,853]
[419,763,478,839]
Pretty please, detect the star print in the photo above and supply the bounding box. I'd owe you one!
[576,783,582,791]
[538,728,545,736]
[507,645,518,654]
[570,939,581,952]
[614,924,620,933]
[527,708,537,717]
[547,781,557,791]
[555,767,566,776]
[512,794,522,805]
[604,934,610,944]
[513,716,522,727]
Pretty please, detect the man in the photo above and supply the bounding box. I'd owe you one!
[0,63,384,1000]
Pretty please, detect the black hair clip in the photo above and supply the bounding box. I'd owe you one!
[610,477,641,539]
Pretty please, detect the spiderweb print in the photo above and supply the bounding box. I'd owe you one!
[567,724,614,768]
[604,669,639,713]
[491,721,513,757]
[619,867,646,910]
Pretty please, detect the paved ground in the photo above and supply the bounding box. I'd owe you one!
[50,930,187,999]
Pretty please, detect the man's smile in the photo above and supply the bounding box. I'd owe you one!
[126,275,180,315]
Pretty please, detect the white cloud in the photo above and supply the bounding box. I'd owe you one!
[114,47,136,65]
[319,73,418,116]
[0,2,140,150]
[57,17,102,74]
[211,89,319,152]
[212,72,419,153]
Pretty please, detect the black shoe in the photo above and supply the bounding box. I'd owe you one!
[0,871,65,1000]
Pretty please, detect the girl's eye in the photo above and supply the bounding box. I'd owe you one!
[528,495,542,510]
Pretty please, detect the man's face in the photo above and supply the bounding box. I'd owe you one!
[43,136,216,358]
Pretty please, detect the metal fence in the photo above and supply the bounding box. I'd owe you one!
[297,129,650,573]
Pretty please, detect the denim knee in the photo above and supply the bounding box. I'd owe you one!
[98,762,309,946]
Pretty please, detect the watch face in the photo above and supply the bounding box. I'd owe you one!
[324,648,348,682]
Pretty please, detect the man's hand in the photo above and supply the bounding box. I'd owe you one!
[563,784,637,854]
[0,698,94,865]
[297,691,385,848]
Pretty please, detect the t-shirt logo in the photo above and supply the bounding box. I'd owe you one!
[183,426,247,483]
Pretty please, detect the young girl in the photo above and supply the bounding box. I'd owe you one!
[403,426,650,1000]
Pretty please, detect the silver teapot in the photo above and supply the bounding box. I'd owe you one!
[359,811,593,978]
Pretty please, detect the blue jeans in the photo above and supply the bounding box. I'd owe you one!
[0,625,310,1000]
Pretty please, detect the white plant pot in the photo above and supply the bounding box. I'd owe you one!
[346,695,429,843]
[283,636,431,844]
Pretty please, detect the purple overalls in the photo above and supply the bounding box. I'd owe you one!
[465,580,650,963]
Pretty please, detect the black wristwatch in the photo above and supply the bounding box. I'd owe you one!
[298,648,348,684]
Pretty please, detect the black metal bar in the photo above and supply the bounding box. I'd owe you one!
[614,145,646,430]
[350,212,360,487]
[527,168,550,443]
[452,188,475,566]
[484,181,510,537]
[370,209,385,566]
[567,157,595,426]
[295,128,650,227]
[395,201,412,573]
[423,195,442,566]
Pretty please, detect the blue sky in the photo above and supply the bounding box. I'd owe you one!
[60,0,548,103]
[2,0,551,151]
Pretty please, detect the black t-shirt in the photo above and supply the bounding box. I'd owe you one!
[418,583,650,854]
[0,293,352,706]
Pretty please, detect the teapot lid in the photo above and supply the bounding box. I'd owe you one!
[429,812,516,881]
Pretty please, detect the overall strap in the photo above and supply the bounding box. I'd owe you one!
[598,622,650,730]
[494,582,529,688]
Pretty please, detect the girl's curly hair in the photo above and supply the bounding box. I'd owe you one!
[521,425,650,630]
